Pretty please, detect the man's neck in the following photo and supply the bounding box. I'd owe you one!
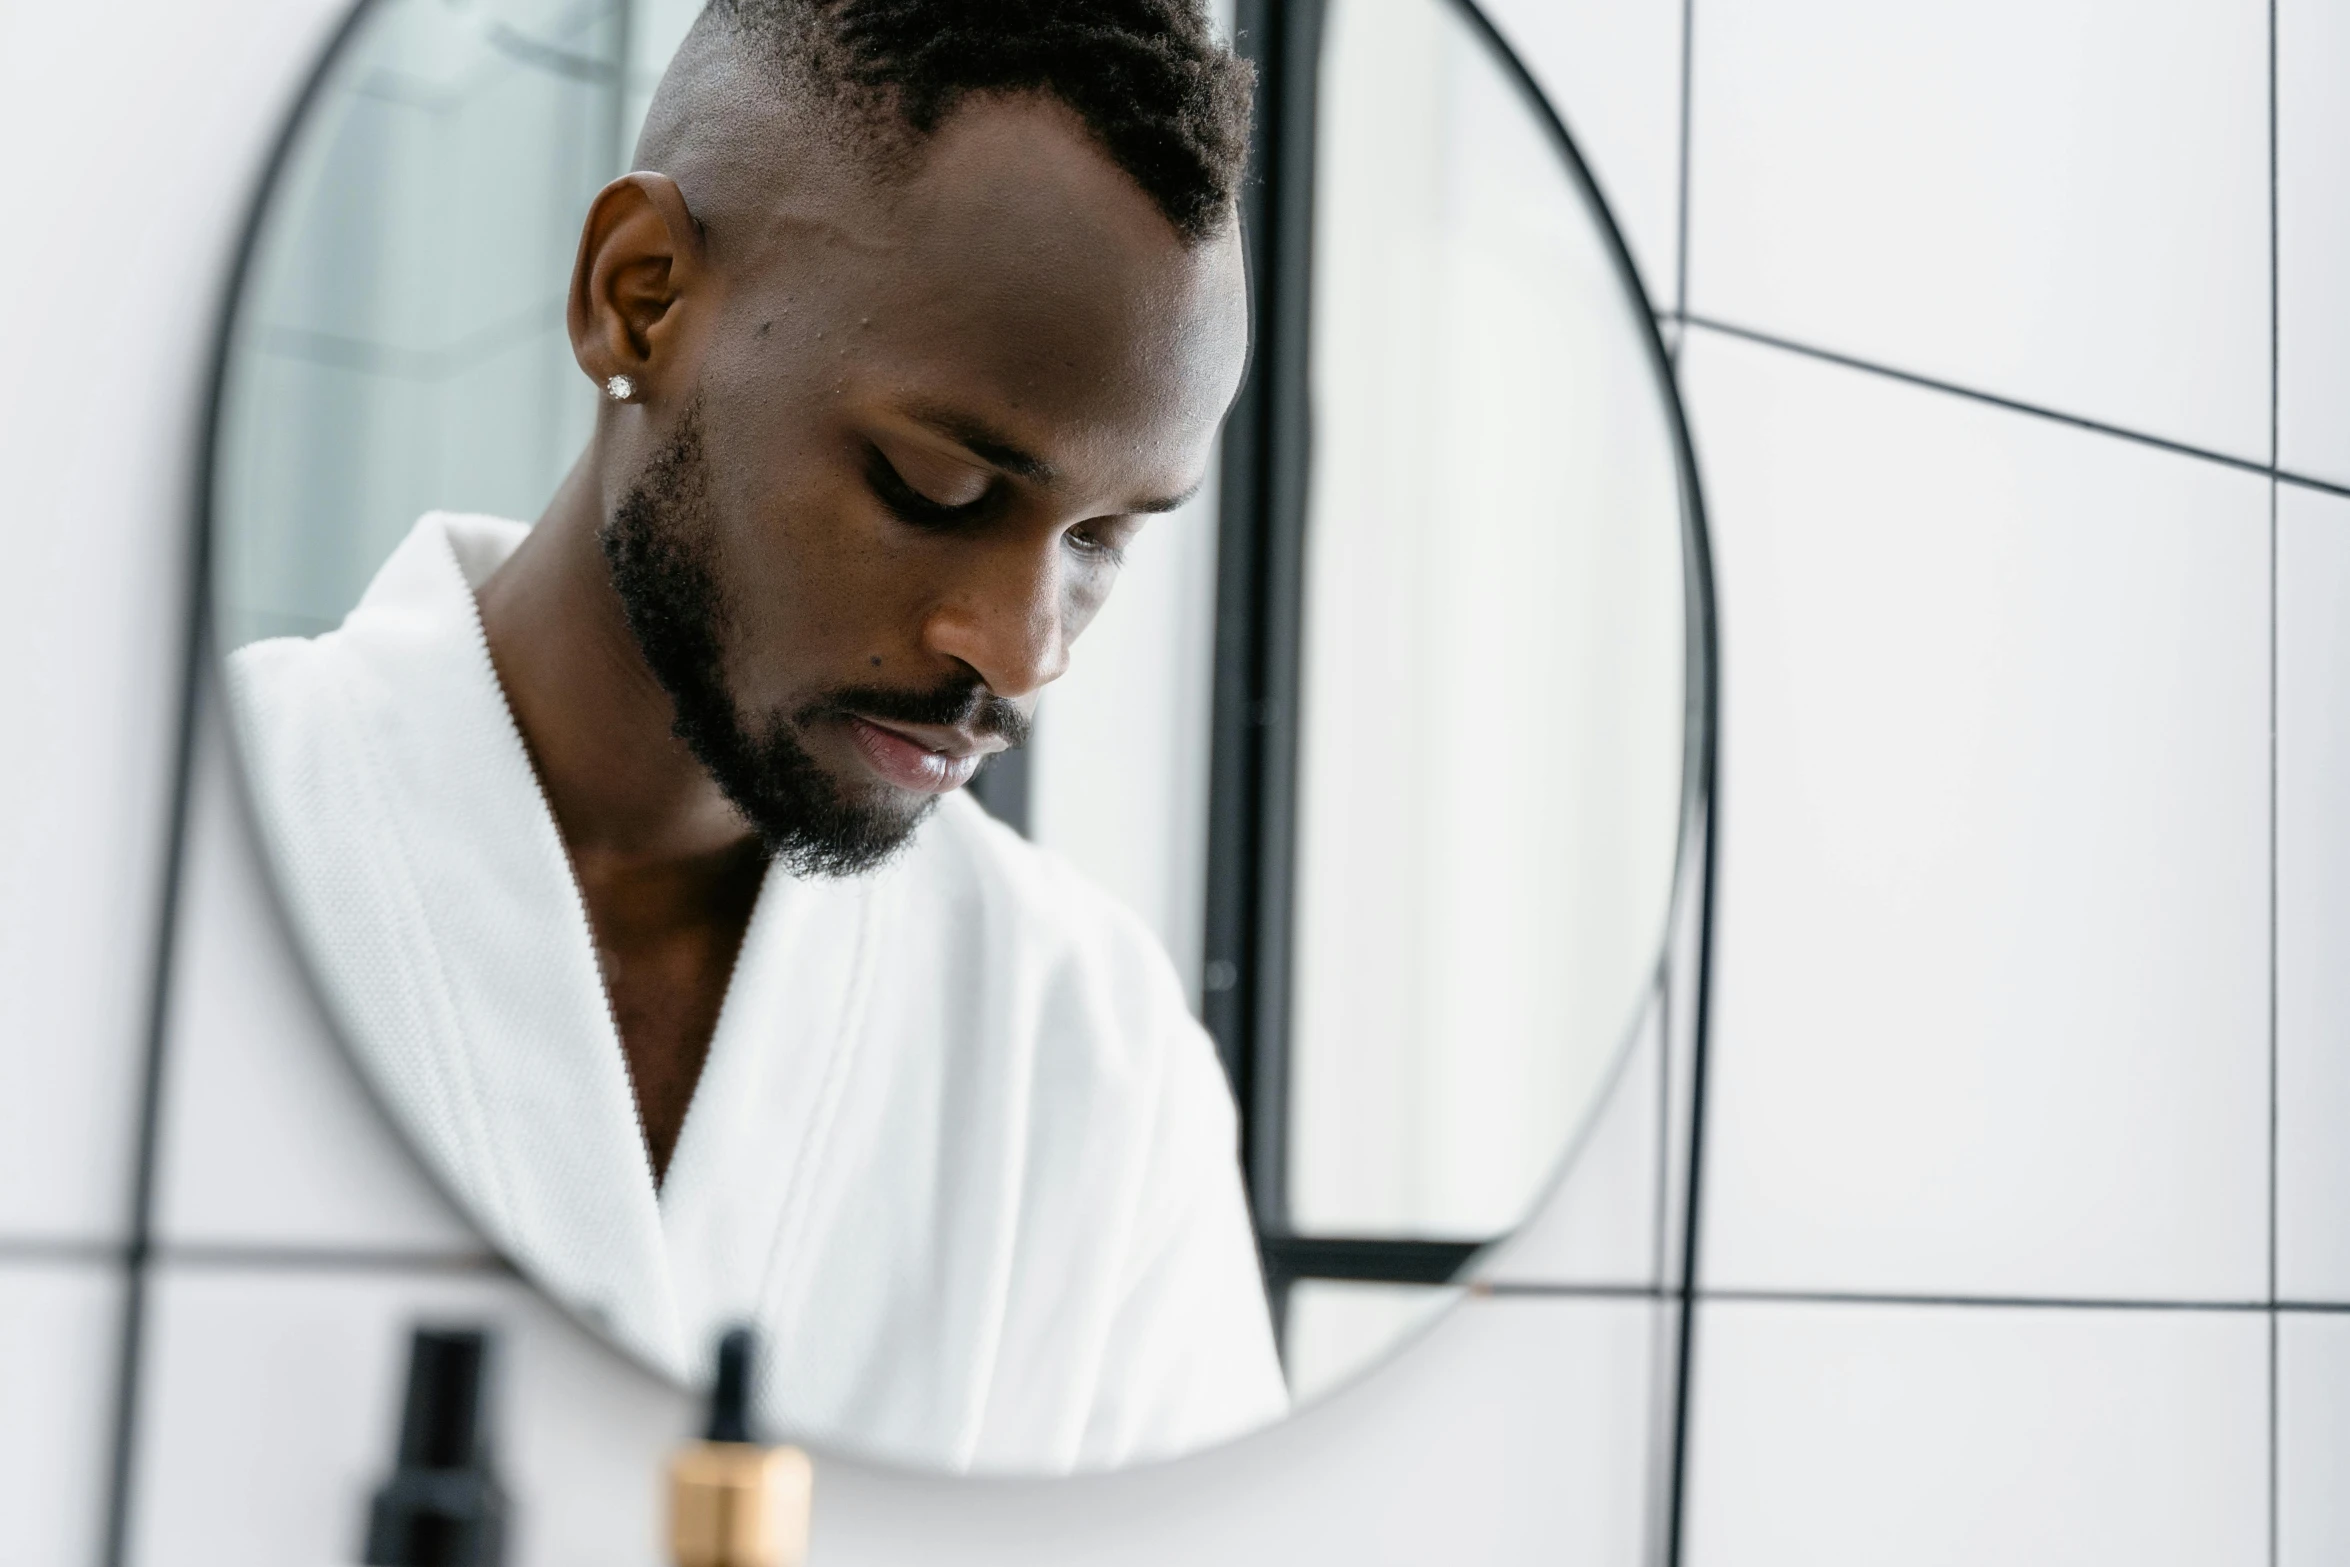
[473,451,754,867]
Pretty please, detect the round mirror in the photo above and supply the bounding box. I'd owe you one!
[208,0,1707,1474]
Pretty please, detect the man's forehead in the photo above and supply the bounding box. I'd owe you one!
[762,97,1246,350]
[713,93,1249,496]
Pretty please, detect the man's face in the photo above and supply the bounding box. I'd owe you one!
[601,96,1250,874]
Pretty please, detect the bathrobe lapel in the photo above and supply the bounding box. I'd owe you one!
[231,512,683,1372]
[656,855,881,1368]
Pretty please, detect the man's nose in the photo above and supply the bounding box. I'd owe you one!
[919,534,1071,701]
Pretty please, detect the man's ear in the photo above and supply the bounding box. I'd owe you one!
[567,172,707,399]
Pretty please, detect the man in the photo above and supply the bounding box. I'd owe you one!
[231,0,1283,1472]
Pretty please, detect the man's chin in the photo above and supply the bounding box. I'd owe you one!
[733,771,942,879]
[823,755,947,827]
[684,710,951,878]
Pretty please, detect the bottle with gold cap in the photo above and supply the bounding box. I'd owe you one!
[670,1327,814,1567]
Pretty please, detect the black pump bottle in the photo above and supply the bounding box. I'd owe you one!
[363,1326,508,1567]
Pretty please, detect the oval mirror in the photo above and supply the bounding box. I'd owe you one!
[208,0,1708,1474]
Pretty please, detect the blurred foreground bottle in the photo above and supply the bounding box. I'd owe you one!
[669,1327,814,1567]
[364,1326,507,1567]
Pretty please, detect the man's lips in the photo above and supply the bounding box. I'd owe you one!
[843,714,998,795]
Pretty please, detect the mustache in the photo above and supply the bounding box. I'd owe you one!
[796,678,1033,750]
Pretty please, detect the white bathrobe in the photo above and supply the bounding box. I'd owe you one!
[228,512,1287,1473]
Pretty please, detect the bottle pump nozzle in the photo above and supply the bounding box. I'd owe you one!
[705,1327,757,1443]
[669,1327,813,1567]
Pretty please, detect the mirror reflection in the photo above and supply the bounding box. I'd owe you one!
[212,0,1695,1473]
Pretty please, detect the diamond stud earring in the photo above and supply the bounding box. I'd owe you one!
[604,374,636,402]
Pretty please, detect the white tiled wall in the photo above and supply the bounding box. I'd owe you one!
[1671,0,2316,1552]
[0,0,346,1244]
[1688,330,2271,1304]
[2278,0,2350,487]
[1685,0,2271,462]
[1684,1301,2270,1567]
[2279,481,2350,1304]
[0,1261,123,1567]
[2281,1312,2350,1567]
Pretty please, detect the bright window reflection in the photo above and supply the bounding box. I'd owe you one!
[1284,0,1687,1241]
[216,0,703,650]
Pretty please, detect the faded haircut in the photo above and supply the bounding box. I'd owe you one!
[695,0,1255,242]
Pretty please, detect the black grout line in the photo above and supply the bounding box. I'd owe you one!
[1484,1278,2348,1314]
[0,1239,128,1267]
[0,1238,511,1275]
[153,1244,511,1274]
[1471,1281,2350,1314]
[2276,469,2350,498]
[1474,1281,1666,1301]
[1701,1287,2274,1314]
[1682,313,2350,501]
[2271,1309,2283,1563]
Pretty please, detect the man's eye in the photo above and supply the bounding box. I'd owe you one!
[1066,525,1128,565]
[866,446,989,526]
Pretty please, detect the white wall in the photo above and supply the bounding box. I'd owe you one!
[5,0,2343,1564]
[1680,0,2328,1562]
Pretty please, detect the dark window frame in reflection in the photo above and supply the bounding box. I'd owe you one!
[1207,0,1715,1348]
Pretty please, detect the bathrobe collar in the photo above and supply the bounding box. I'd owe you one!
[234,512,880,1376]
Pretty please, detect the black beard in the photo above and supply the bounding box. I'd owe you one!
[598,398,1023,877]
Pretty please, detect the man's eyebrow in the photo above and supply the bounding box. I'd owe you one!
[1132,481,1204,514]
[907,408,1057,484]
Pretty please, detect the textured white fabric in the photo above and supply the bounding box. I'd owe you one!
[228,512,1288,1472]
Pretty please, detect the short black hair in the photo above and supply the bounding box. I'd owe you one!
[705,0,1256,242]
